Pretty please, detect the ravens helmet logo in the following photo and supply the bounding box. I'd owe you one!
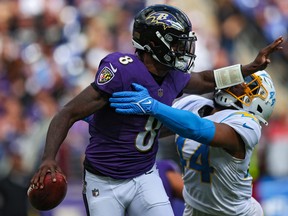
[146,12,185,31]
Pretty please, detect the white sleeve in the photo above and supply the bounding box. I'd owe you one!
[222,114,261,149]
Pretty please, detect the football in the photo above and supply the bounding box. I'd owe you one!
[27,172,67,211]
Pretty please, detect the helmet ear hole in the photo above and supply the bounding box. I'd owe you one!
[257,105,263,113]
[221,97,228,103]
[214,90,237,107]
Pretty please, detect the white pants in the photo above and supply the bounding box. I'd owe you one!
[183,197,264,216]
[83,165,174,216]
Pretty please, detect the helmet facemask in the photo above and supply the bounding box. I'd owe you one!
[225,74,268,107]
[153,30,197,72]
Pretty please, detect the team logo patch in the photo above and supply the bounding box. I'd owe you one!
[97,67,115,85]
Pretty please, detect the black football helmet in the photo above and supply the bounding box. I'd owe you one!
[132,4,197,72]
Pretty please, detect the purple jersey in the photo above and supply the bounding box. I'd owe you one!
[85,52,191,179]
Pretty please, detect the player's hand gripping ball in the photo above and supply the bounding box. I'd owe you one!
[27,172,67,211]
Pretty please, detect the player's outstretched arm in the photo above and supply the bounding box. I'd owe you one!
[185,36,284,94]
[110,83,215,144]
[110,83,248,152]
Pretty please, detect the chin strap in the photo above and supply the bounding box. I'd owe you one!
[254,115,268,126]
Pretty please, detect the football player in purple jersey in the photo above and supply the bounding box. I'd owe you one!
[30,4,283,216]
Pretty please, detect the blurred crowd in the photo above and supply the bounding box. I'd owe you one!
[234,0,288,44]
[0,0,287,216]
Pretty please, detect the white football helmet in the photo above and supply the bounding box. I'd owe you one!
[214,70,276,125]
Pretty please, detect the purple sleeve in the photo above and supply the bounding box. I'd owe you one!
[93,53,124,94]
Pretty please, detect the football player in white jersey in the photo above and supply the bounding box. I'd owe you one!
[109,70,276,216]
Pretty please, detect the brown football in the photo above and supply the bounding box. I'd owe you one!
[27,172,67,211]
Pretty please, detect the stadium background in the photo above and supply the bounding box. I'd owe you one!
[0,0,287,216]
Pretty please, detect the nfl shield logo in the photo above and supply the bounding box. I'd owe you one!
[158,88,164,97]
[92,188,99,197]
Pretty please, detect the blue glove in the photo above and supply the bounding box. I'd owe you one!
[109,83,156,115]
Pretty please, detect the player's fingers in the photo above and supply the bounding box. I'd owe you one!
[131,83,147,92]
[55,167,63,174]
[49,168,58,183]
[30,172,41,185]
[110,102,118,107]
[112,91,138,98]
[268,36,283,49]
[58,172,67,183]
[110,102,132,109]
[110,97,125,103]
[30,168,47,189]
[50,165,64,182]
[110,96,137,103]
[262,36,284,54]
[115,108,136,114]
[38,169,50,188]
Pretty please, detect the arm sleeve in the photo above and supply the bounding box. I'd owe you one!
[152,101,215,144]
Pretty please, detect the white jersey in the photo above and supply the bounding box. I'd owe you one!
[173,95,262,216]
